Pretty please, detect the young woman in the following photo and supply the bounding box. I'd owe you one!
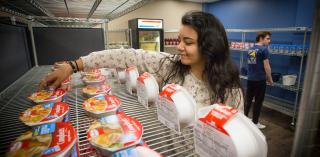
[40,11,244,111]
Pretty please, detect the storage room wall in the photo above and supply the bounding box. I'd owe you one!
[107,0,202,42]
[203,0,316,105]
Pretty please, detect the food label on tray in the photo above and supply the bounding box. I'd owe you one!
[198,104,238,135]
[159,84,179,102]
[194,120,237,157]
[42,122,77,157]
[137,72,150,84]
[156,95,181,134]
[87,114,143,152]
[7,122,77,157]
[118,114,143,147]
[20,102,69,125]
[83,95,121,113]
[29,89,66,102]
[194,104,238,157]
[44,102,69,121]
[83,84,112,95]
[33,123,57,135]
[137,81,149,109]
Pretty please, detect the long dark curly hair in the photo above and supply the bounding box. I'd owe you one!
[159,11,241,103]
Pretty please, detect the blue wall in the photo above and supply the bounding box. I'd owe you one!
[203,0,315,28]
[203,0,315,105]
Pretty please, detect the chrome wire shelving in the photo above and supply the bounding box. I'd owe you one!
[228,27,311,126]
[0,66,197,157]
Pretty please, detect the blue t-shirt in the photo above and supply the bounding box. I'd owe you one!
[246,44,269,81]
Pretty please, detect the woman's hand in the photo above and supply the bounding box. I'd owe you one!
[39,63,73,90]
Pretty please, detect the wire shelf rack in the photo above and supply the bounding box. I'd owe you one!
[0,66,197,157]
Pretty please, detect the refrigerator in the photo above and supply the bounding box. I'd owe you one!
[128,18,164,52]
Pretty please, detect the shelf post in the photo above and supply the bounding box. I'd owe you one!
[28,20,39,67]
[291,29,308,126]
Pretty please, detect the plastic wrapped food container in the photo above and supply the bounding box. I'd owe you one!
[28,89,66,104]
[82,75,106,86]
[158,84,197,128]
[137,72,159,103]
[7,122,77,157]
[112,140,162,157]
[82,94,121,118]
[19,102,69,127]
[87,113,143,156]
[194,104,267,157]
[117,69,126,84]
[282,75,297,86]
[81,69,101,77]
[82,84,112,98]
[125,66,139,93]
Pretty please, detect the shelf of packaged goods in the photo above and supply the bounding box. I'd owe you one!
[0,66,198,157]
[140,41,158,43]
[226,27,311,33]
[164,45,178,48]
[230,48,306,57]
[240,75,302,92]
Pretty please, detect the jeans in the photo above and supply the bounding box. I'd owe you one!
[244,80,266,124]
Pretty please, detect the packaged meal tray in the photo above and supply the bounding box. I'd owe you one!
[82,83,112,98]
[19,102,69,127]
[86,113,143,156]
[112,140,162,157]
[28,89,66,104]
[6,122,77,157]
[82,94,121,118]
[81,69,101,77]
[82,75,106,86]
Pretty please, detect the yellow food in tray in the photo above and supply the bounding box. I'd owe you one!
[19,105,51,123]
[95,130,123,149]
[83,95,121,115]
[82,84,112,98]
[88,123,124,149]
[29,90,52,101]
[85,75,98,81]
[7,131,52,157]
[85,98,109,112]
[83,86,100,94]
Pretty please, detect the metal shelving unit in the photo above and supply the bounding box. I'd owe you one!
[239,75,302,92]
[0,66,197,157]
[230,27,311,126]
[107,29,132,49]
[230,48,306,57]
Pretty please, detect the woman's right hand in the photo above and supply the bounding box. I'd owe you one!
[39,63,73,90]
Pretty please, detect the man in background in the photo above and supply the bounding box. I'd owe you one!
[245,31,273,129]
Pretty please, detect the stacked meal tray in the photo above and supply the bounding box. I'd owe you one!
[0,66,196,157]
